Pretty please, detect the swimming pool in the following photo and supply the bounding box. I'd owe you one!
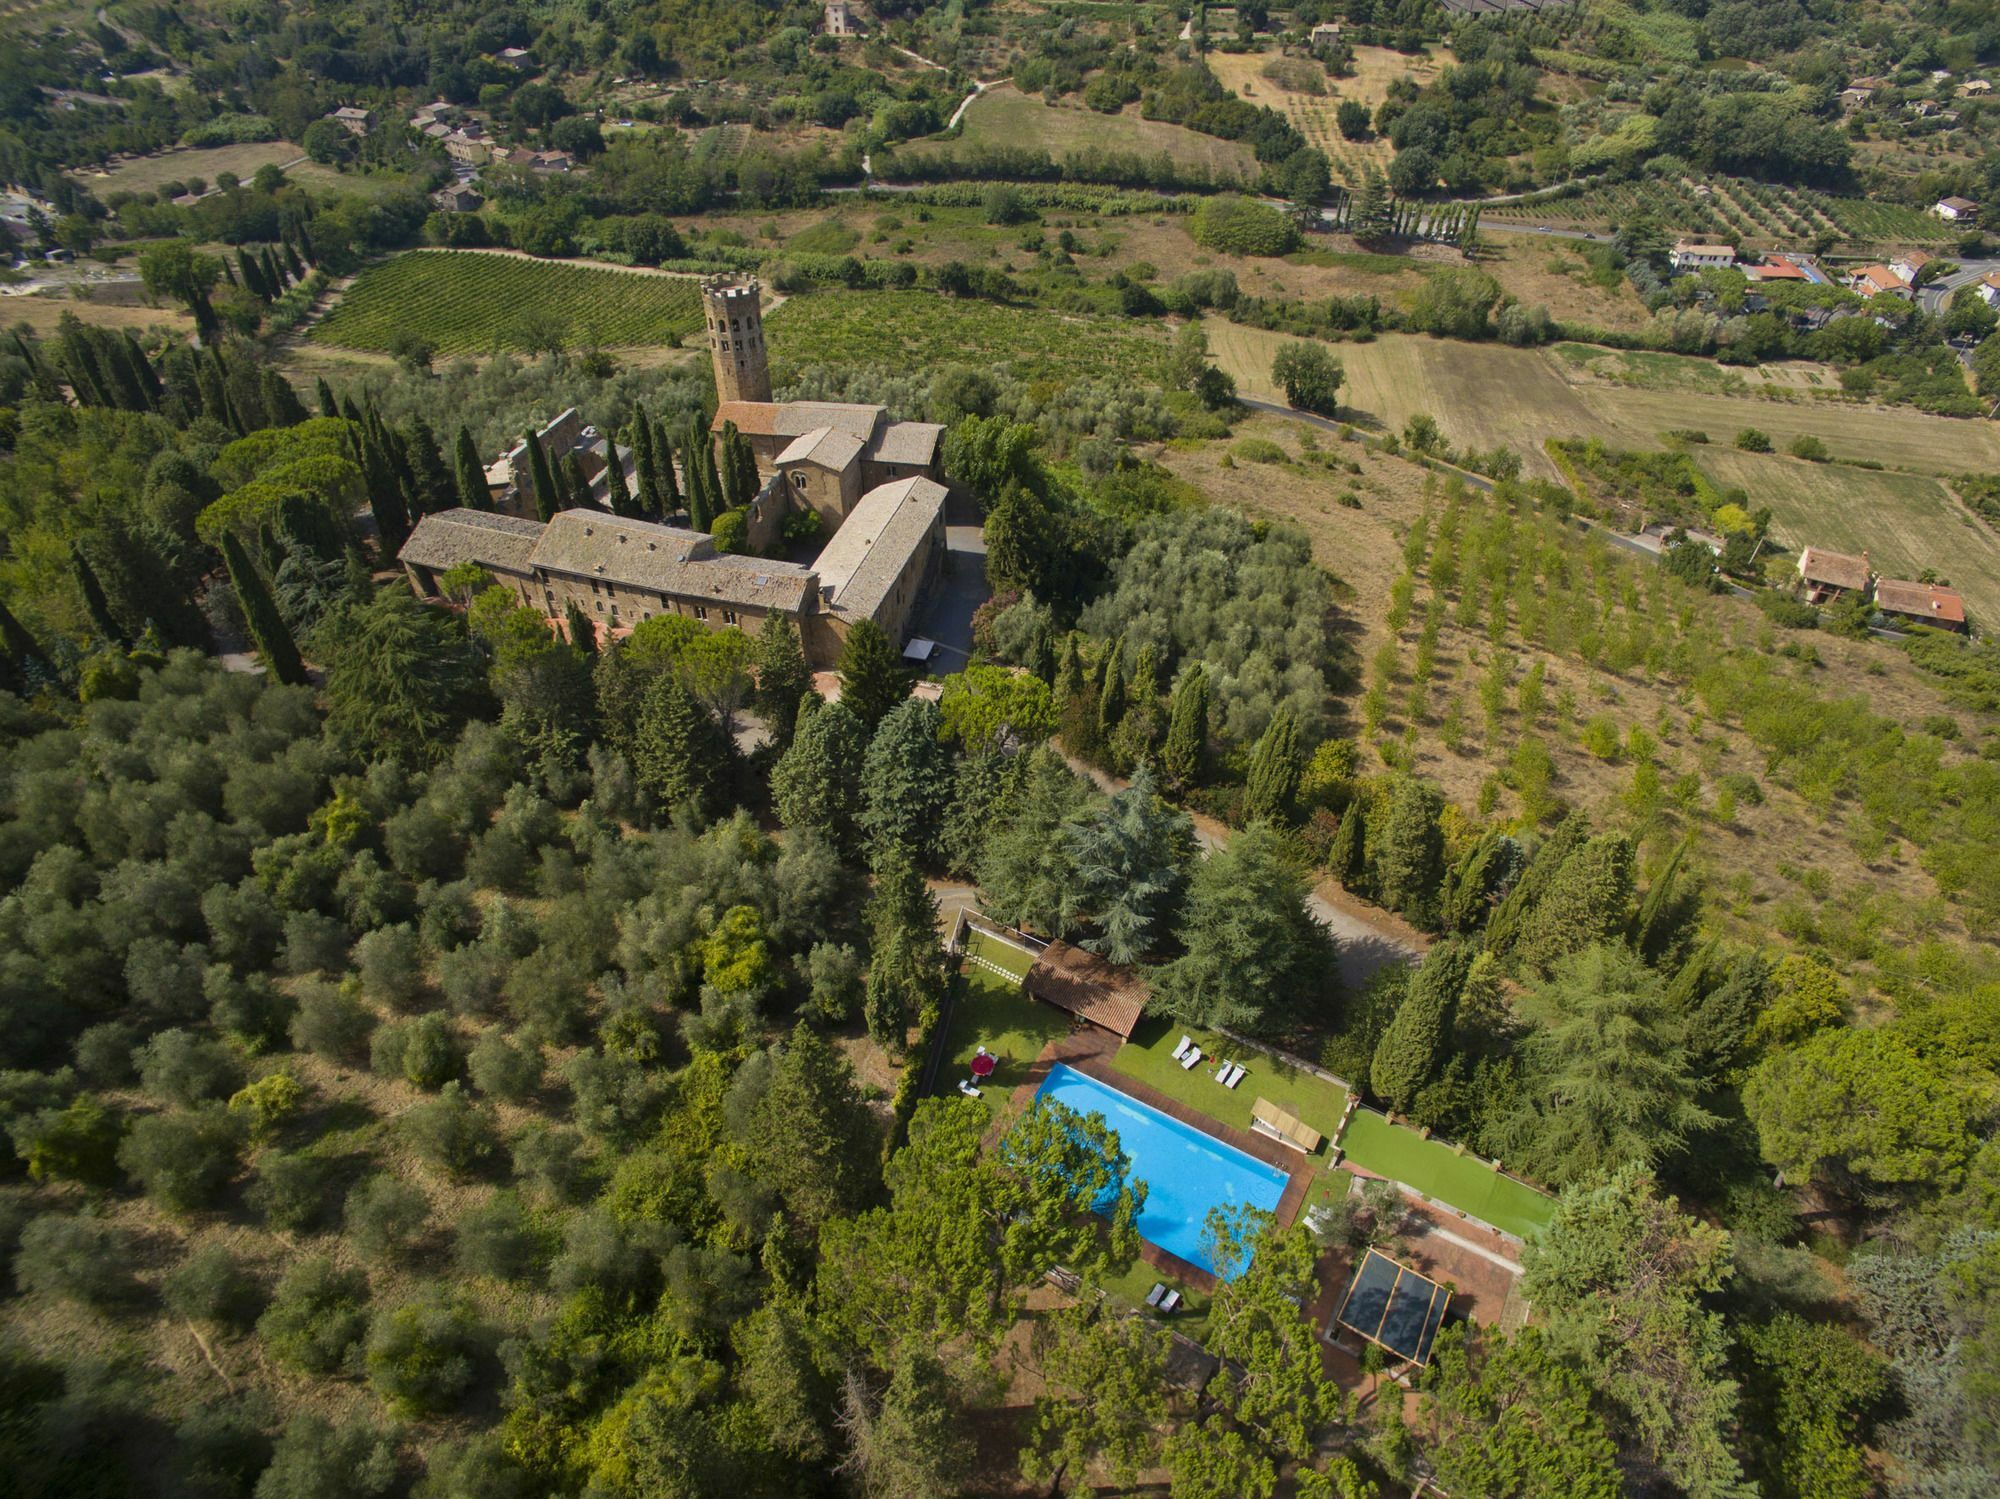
[1036,1062,1290,1276]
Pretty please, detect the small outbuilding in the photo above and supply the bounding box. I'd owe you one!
[1024,941,1150,1040]
[1874,578,1967,632]
[1335,1248,1453,1367]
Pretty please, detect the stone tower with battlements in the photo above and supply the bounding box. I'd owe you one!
[702,275,771,405]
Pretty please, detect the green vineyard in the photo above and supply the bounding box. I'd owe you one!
[1483,174,1952,248]
[311,251,705,354]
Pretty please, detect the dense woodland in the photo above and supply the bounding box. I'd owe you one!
[3,2,2000,1498]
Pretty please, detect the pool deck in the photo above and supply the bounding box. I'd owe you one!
[1002,1022,1316,1294]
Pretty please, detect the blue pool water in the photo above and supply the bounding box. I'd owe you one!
[1035,1062,1289,1276]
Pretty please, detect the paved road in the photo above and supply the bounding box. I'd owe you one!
[1919,256,2000,312]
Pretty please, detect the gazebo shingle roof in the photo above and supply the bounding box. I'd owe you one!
[1025,939,1150,1039]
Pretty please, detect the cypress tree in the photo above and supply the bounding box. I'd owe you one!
[1374,776,1446,925]
[263,244,288,292]
[124,333,165,409]
[261,369,309,427]
[628,414,662,516]
[685,433,716,532]
[1371,937,1475,1112]
[71,543,127,646]
[1516,831,1636,976]
[1160,664,1208,794]
[563,451,596,511]
[754,611,813,749]
[453,427,489,510]
[1054,632,1085,706]
[523,430,560,522]
[1484,813,1590,962]
[236,247,267,300]
[564,600,598,654]
[720,421,759,508]
[316,377,339,420]
[1243,708,1303,825]
[602,436,638,518]
[221,531,307,685]
[1328,800,1366,887]
[340,393,365,428]
[836,618,910,734]
[1096,635,1125,739]
[631,670,729,816]
[0,596,53,695]
[407,418,455,514]
[283,236,307,280]
[655,419,682,514]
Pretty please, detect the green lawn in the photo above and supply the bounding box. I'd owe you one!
[935,962,1069,1123]
[963,926,1037,982]
[1110,1017,1349,1147]
[1100,1251,1210,1339]
[1337,1109,1555,1239]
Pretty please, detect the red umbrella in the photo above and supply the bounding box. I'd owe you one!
[970,1051,997,1080]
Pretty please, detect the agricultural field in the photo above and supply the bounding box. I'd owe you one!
[1203,320,2000,482]
[86,141,306,196]
[1695,448,2000,623]
[766,286,1171,384]
[1205,46,1444,188]
[896,83,1259,182]
[310,251,704,355]
[1483,173,1952,250]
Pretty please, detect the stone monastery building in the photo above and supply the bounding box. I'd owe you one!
[398,275,948,668]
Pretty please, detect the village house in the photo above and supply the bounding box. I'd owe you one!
[1888,249,1932,284]
[493,46,535,70]
[1874,578,1967,632]
[1934,196,1979,222]
[1670,240,1736,271]
[1975,270,2000,306]
[823,1,863,37]
[1796,546,1872,605]
[1308,22,1344,50]
[1846,264,1912,299]
[1837,86,1875,112]
[329,106,375,137]
[1743,254,1812,283]
[1960,79,1992,97]
[443,126,491,167]
[431,184,484,214]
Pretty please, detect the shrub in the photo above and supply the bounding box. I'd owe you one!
[14,1213,136,1306]
[402,1082,500,1179]
[228,1070,305,1142]
[176,1399,276,1499]
[1734,427,1772,452]
[366,1296,480,1415]
[454,1192,539,1282]
[511,1124,593,1204]
[207,969,295,1051]
[344,1174,431,1262]
[137,1029,242,1108]
[548,1207,668,1300]
[353,924,425,1010]
[1788,434,1830,461]
[119,1106,243,1212]
[257,1257,369,1375]
[289,980,376,1062]
[73,1022,138,1086]
[164,1241,263,1329]
[467,1031,541,1101]
[10,1095,125,1186]
[371,1014,462,1090]
[283,911,350,975]
[1189,195,1301,256]
[414,1434,538,1499]
[254,1414,399,1499]
[249,1149,339,1232]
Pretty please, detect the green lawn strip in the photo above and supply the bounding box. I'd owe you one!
[1109,1015,1348,1146]
[1098,1251,1210,1339]
[934,963,1069,1122]
[1337,1109,1555,1239]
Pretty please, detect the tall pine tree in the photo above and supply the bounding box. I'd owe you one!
[1160,664,1208,795]
[523,429,560,522]
[602,433,639,519]
[754,612,813,749]
[221,531,307,686]
[837,619,909,734]
[1243,708,1303,826]
[453,427,489,510]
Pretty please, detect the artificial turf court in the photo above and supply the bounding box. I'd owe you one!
[961,926,1038,982]
[1338,1109,1555,1239]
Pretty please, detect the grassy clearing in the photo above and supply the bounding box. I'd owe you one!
[312,251,703,354]
[935,963,1068,1123]
[1338,1109,1555,1238]
[87,142,305,195]
[899,83,1259,180]
[1207,46,1449,189]
[1203,320,2000,482]
[767,287,1171,384]
[1111,1016,1349,1146]
[1696,448,2000,621]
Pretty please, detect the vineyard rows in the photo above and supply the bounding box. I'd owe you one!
[311,251,704,354]
[1483,174,1952,247]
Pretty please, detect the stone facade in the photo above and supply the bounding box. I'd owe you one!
[703,276,771,405]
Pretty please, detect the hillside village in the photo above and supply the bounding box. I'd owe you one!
[6,4,2000,1499]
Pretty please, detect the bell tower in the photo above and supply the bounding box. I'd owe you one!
[702,275,771,405]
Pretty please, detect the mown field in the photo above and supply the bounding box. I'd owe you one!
[766,287,1172,384]
[88,141,308,195]
[1695,448,2000,622]
[311,251,704,354]
[1204,320,2000,480]
[897,83,1259,181]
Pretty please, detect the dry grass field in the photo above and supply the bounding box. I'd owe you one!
[1206,45,1448,187]
[898,84,1260,181]
[88,142,308,195]
[1154,413,1973,944]
[0,293,194,339]
[1204,320,2000,480]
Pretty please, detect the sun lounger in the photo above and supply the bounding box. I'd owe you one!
[1159,1290,1181,1314]
[1180,1047,1202,1070]
[1171,1034,1192,1061]
[1224,1063,1246,1088]
[956,1080,982,1098]
[1145,1283,1167,1307]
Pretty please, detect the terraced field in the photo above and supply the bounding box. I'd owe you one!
[311,251,704,354]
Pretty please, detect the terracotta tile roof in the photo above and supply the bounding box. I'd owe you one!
[810,476,946,623]
[530,510,817,611]
[1874,578,1966,625]
[713,400,884,443]
[1850,264,1909,295]
[776,425,866,471]
[867,420,946,467]
[399,508,546,575]
[1798,546,1872,592]
[1025,940,1150,1039]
